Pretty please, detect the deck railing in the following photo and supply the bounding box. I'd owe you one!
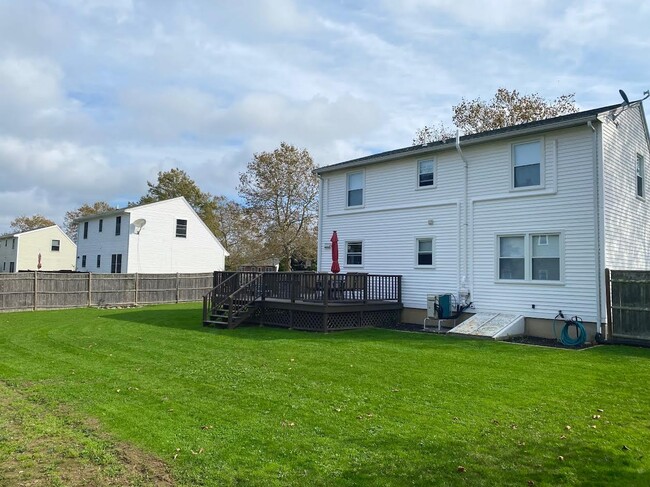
[209,271,401,306]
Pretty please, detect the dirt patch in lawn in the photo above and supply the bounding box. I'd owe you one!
[0,381,174,486]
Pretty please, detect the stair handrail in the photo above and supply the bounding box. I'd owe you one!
[227,273,265,328]
[202,272,242,324]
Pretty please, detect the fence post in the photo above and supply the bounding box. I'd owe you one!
[33,271,37,310]
[604,268,612,341]
[88,273,92,307]
[176,273,180,303]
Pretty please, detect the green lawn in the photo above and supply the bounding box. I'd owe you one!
[1,303,649,486]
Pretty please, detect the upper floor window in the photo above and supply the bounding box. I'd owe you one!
[637,154,645,198]
[176,219,188,238]
[513,141,542,188]
[83,221,89,239]
[51,240,60,252]
[115,216,121,236]
[418,159,435,187]
[99,219,103,232]
[347,172,364,207]
[346,241,363,266]
[11,239,15,249]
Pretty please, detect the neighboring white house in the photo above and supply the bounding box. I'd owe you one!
[0,225,77,272]
[315,100,650,339]
[74,197,228,274]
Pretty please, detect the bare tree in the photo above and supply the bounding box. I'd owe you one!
[10,215,55,233]
[413,88,579,145]
[238,142,319,271]
[64,202,115,241]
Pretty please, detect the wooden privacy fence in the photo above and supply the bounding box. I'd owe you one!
[606,269,650,342]
[0,272,213,311]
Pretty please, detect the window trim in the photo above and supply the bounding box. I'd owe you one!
[414,236,435,268]
[636,153,645,199]
[416,158,436,189]
[344,240,364,267]
[495,232,563,284]
[511,138,545,191]
[346,170,365,209]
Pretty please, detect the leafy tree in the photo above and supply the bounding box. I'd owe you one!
[64,202,115,241]
[10,215,55,233]
[238,142,319,271]
[414,88,579,145]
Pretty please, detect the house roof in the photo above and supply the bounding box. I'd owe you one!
[314,101,626,175]
[74,196,230,256]
[0,224,58,240]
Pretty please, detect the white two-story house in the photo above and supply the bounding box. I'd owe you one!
[315,100,650,340]
[75,197,228,274]
[0,225,76,272]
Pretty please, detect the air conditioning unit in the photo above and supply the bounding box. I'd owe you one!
[427,294,454,319]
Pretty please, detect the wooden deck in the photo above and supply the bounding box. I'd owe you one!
[203,271,403,331]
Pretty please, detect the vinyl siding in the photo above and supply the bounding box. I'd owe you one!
[74,198,227,274]
[319,125,600,321]
[601,104,650,269]
[0,226,76,272]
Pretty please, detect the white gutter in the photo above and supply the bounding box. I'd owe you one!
[588,120,603,337]
[455,131,470,304]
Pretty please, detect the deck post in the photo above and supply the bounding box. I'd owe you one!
[362,274,367,304]
[203,295,208,323]
[604,268,612,340]
[397,276,402,304]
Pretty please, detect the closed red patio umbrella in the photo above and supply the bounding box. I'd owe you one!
[330,231,340,274]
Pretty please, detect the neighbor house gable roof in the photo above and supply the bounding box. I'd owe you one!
[0,225,76,247]
[74,197,229,256]
[315,102,626,175]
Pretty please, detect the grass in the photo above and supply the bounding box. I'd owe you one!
[0,303,649,486]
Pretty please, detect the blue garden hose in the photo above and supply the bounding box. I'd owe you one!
[553,314,587,347]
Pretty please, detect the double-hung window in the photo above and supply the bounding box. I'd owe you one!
[83,221,89,239]
[347,172,364,207]
[81,255,87,268]
[99,219,103,232]
[51,240,60,252]
[96,255,101,268]
[111,254,122,273]
[513,141,542,188]
[498,233,561,282]
[346,241,363,266]
[416,238,434,266]
[637,154,645,198]
[418,159,435,187]
[115,216,122,236]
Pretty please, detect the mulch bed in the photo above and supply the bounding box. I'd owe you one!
[377,323,594,349]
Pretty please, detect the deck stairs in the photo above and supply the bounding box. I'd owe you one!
[205,300,259,328]
[448,313,525,340]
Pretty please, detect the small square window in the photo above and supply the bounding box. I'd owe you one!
[176,219,187,238]
[346,241,363,266]
[347,172,364,207]
[51,239,60,251]
[418,160,435,187]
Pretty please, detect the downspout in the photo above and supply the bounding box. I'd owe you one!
[317,175,324,272]
[588,120,603,337]
[455,131,470,305]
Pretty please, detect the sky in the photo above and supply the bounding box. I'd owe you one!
[1,0,649,234]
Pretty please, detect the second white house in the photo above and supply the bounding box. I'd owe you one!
[75,197,228,274]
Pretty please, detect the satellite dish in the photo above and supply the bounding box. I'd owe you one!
[619,89,630,105]
[133,218,146,234]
